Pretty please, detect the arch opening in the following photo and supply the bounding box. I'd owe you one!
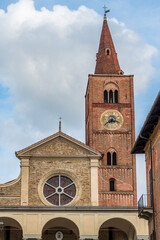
[99,218,137,240]
[42,217,79,240]
[113,152,117,165]
[115,90,118,103]
[110,179,115,191]
[104,90,108,103]
[0,217,23,240]
[107,152,111,165]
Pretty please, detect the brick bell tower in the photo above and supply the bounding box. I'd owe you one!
[85,12,137,206]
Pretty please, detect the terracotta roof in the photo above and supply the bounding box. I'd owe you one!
[95,17,123,75]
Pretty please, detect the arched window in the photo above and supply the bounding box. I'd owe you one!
[110,179,115,191]
[104,90,108,103]
[115,90,118,103]
[109,90,113,103]
[113,152,117,165]
[107,152,111,165]
[105,48,111,55]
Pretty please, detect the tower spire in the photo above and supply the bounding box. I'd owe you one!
[95,9,123,75]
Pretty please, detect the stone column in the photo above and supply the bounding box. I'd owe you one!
[90,159,99,206]
[21,158,30,205]
[113,91,115,103]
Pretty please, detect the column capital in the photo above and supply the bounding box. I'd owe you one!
[90,159,99,167]
[137,235,149,240]
[23,234,41,239]
[20,158,30,167]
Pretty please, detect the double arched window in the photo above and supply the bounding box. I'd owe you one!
[104,89,118,103]
[107,152,117,166]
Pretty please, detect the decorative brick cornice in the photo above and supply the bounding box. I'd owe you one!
[99,166,133,169]
[92,103,131,108]
[93,130,131,135]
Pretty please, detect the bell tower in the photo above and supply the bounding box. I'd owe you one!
[85,12,137,206]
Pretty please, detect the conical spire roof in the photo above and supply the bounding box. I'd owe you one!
[95,16,123,75]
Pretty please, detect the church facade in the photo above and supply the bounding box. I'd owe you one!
[0,13,148,240]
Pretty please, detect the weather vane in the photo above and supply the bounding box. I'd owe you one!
[103,5,110,18]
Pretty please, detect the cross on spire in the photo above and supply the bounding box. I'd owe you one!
[103,5,107,13]
[59,117,62,132]
[103,5,110,19]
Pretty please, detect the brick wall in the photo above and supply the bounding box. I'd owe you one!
[85,74,137,206]
[28,157,91,206]
[0,179,21,206]
[145,121,160,239]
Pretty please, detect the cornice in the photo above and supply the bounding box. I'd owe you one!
[93,130,131,135]
[88,74,134,77]
[0,206,138,212]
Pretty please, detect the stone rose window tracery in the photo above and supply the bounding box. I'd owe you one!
[43,175,76,206]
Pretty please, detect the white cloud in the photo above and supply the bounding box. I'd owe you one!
[109,18,158,94]
[0,0,157,187]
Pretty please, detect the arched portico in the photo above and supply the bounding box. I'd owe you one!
[99,218,137,240]
[0,207,149,239]
[0,217,23,240]
[42,217,79,240]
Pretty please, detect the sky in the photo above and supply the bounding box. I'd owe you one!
[0,0,159,201]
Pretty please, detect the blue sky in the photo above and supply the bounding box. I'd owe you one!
[0,0,159,200]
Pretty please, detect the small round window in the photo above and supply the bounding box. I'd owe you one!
[43,175,76,206]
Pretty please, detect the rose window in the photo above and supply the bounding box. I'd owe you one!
[43,175,76,206]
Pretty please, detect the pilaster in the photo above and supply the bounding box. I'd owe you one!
[21,158,30,205]
[90,159,99,206]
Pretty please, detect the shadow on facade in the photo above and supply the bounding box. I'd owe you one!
[99,218,137,240]
[42,217,79,240]
[0,217,23,240]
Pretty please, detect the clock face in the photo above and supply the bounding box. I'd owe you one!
[100,110,124,130]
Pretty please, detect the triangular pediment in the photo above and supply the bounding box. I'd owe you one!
[16,131,101,159]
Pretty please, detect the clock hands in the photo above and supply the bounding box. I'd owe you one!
[115,120,120,123]
[104,117,120,125]
[104,121,109,125]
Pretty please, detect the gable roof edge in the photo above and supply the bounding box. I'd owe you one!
[15,131,102,158]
